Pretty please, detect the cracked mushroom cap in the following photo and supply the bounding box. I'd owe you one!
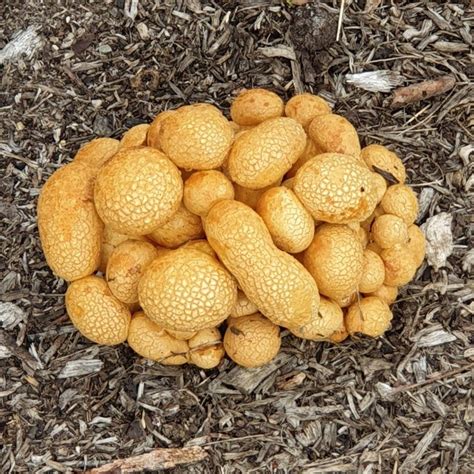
[180,239,217,258]
[233,179,281,210]
[371,214,409,249]
[183,170,235,217]
[65,276,131,345]
[188,327,225,369]
[256,186,315,254]
[289,296,344,340]
[303,224,364,301]
[407,224,426,268]
[380,245,417,286]
[94,147,183,236]
[128,312,188,365]
[74,137,120,170]
[147,203,204,248]
[358,249,385,294]
[138,248,237,332]
[371,172,388,203]
[345,296,393,337]
[147,110,176,150]
[230,88,284,126]
[294,153,378,224]
[361,144,406,184]
[230,290,259,318]
[119,124,150,149]
[381,184,419,225]
[224,313,281,368]
[367,284,398,305]
[308,114,361,158]
[285,93,331,129]
[228,117,306,189]
[106,240,159,304]
[332,291,358,309]
[158,104,233,170]
[286,138,324,178]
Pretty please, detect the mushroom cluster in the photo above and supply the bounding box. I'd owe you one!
[38,89,426,369]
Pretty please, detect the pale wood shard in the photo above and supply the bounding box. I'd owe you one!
[86,446,207,473]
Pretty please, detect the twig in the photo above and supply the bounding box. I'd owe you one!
[86,447,207,473]
[336,0,345,42]
[391,75,456,109]
[0,330,42,370]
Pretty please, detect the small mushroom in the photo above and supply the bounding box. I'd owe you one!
[74,137,120,170]
[285,93,331,129]
[231,88,284,126]
[361,144,406,183]
[407,224,426,268]
[119,124,150,149]
[371,172,388,203]
[371,214,409,249]
[188,327,225,369]
[180,239,217,258]
[380,245,417,286]
[230,290,259,318]
[147,110,176,150]
[166,329,197,341]
[367,284,398,305]
[345,296,393,337]
[381,184,419,225]
[358,249,385,293]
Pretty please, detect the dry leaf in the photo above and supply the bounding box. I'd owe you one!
[421,213,453,271]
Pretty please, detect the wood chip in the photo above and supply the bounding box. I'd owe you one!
[346,71,404,93]
[421,213,454,271]
[400,421,442,470]
[57,358,104,378]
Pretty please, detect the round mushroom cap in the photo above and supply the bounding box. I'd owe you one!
[380,245,417,286]
[358,249,385,293]
[328,320,349,343]
[65,276,131,345]
[106,240,159,304]
[183,170,235,217]
[180,239,217,258]
[94,147,183,236]
[165,329,197,340]
[188,327,225,369]
[371,214,409,249]
[159,104,233,170]
[128,312,188,364]
[361,144,406,184]
[119,124,150,149]
[294,153,378,224]
[407,224,426,268]
[308,114,361,158]
[303,224,364,300]
[74,137,120,170]
[381,184,419,225]
[147,110,176,150]
[345,296,393,337]
[289,297,344,340]
[371,172,388,203]
[147,204,204,248]
[285,93,331,129]
[224,313,281,368]
[230,88,284,126]
[138,248,237,332]
[367,284,398,305]
[230,290,259,318]
[286,138,325,178]
[233,179,281,210]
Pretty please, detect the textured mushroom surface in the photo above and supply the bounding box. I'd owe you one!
[294,153,377,224]
[367,284,398,304]
[286,138,324,178]
[106,240,159,304]
[381,184,419,225]
[407,224,426,267]
[147,110,176,150]
[284,93,331,129]
[159,104,233,170]
[233,180,281,210]
[345,296,393,337]
[183,170,235,217]
[303,224,364,301]
[166,329,197,341]
[228,117,306,189]
[361,144,406,183]
[358,249,385,293]
[73,137,120,170]
[230,88,284,126]
[380,245,417,286]
[230,290,259,318]
[119,123,150,149]
[204,200,319,328]
[37,162,103,281]
[94,147,183,236]
[139,248,237,332]
[256,186,315,253]
[224,313,280,368]
[371,214,409,249]
[65,276,131,345]
[180,239,217,258]
[371,172,388,203]
[188,327,225,369]
[328,320,349,343]
[308,114,361,158]
[127,312,188,364]
[147,204,203,248]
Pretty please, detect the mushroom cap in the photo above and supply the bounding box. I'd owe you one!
[230,88,284,126]
[256,186,315,254]
[147,110,176,150]
[357,227,369,247]
[371,214,409,249]
[119,124,150,149]
[358,249,385,293]
[345,296,393,337]
[165,329,197,341]
[407,224,426,268]
[159,104,233,170]
[361,144,406,184]
[371,172,388,203]
[294,153,378,224]
[37,162,102,281]
[381,184,419,225]
[74,137,120,170]
[233,179,281,210]
[332,291,358,308]
[128,312,188,364]
[284,93,331,129]
[65,276,131,345]
[180,239,217,258]
[289,296,344,340]
[224,313,281,368]
[94,147,183,236]
[188,327,225,369]
[147,203,204,248]
[106,240,159,304]
[308,114,361,158]
[228,117,306,189]
[230,290,259,318]
[367,284,398,305]
[303,224,364,300]
[328,320,349,343]
[380,245,417,286]
[286,138,325,178]
[138,248,237,332]
[183,170,235,217]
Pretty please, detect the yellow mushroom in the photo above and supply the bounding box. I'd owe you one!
[367,284,398,305]
[119,124,150,149]
[358,249,385,293]
[361,144,406,183]
[380,245,417,286]
[381,184,419,225]
[328,320,349,343]
[332,291,358,309]
[188,327,225,369]
[371,172,388,203]
[233,179,281,210]
[224,313,281,368]
[230,88,284,126]
[407,224,426,268]
[285,93,331,129]
[286,138,324,179]
[73,137,120,170]
[180,239,217,258]
[147,110,176,150]
[165,329,197,341]
[345,296,393,337]
[371,214,409,249]
[230,290,259,318]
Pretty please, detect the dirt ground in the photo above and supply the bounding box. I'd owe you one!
[1,0,473,472]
